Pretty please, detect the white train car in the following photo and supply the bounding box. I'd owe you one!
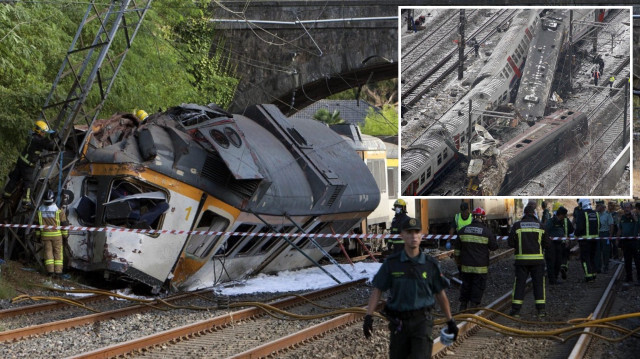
[425,198,517,236]
[402,10,540,196]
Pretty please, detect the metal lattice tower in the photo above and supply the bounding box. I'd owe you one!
[4,0,152,259]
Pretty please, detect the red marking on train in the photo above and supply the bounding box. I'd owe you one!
[525,28,533,40]
[507,56,521,78]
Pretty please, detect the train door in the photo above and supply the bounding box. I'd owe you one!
[170,195,238,286]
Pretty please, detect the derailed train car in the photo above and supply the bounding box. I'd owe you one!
[497,109,588,195]
[64,104,380,292]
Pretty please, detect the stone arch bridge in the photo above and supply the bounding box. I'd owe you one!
[210,1,399,115]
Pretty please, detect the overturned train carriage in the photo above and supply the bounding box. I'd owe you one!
[65,104,380,292]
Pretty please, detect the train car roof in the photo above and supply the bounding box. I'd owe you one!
[82,104,380,216]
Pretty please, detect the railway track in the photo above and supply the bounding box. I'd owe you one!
[0,289,214,342]
[67,279,368,358]
[402,9,518,107]
[401,10,459,71]
[432,263,625,359]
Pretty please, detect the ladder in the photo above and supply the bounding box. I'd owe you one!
[3,0,152,259]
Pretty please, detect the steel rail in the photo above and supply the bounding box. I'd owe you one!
[567,263,624,358]
[0,294,104,320]
[67,279,366,358]
[0,291,203,343]
[229,309,366,359]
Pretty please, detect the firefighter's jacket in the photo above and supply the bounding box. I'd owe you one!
[35,204,69,240]
[455,219,498,274]
[20,133,56,167]
[573,208,600,238]
[508,214,549,265]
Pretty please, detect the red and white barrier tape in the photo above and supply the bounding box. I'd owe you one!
[0,223,636,241]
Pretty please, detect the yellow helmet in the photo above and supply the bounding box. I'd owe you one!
[34,120,53,136]
[135,109,149,122]
[552,202,561,212]
[394,199,407,207]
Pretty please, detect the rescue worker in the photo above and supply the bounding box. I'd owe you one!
[455,207,498,311]
[545,206,574,284]
[593,69,600,86]
[508,202,549,318]
[541,201,551,225]
[388,199,410,253]
[608,75,615,88]
[135,109,149,122]
[3,120,56,205]
[596,200,614,274]
[35,189,69,278]
[609,201,620,260]
[364,217,458,358]
[449,202,471,250]
[469,37,480,57]
[574,198,599,282]
[616,202,640,285]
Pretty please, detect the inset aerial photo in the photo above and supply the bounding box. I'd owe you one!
[401,8,631,196]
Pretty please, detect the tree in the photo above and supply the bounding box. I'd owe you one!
[313,108,344,125]
[360,105,398,136]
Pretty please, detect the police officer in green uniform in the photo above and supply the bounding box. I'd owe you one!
[363,217,458,358]
[388,199,410,253]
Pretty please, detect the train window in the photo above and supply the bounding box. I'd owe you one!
[103,178,170,233]
[443,148,448,160]
[387,167,397,199]
[236,226,269,255]
[186,210,229,258]
[518,43,526,55]
[366,159,387,193]
[502,69,509,79]
[421,172,426,184]
[301,222,328,249]
[460,135,465,144]
[222,224,255,256]
[260,225,295,253]
[77,177,99,226]
[224,127,242,148]
[427,167,432,179]
[437,153,442,165]
[209,129,230,149]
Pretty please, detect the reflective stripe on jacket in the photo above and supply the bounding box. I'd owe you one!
[36,204,69,239]
[455,220,498,273]
[508,215,548,265]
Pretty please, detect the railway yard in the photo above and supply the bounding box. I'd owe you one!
[401,8,631,196]
[0,240,638,358]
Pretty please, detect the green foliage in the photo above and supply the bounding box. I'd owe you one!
[360,105,398,136]
[0,0,239,183]
[313,108,344,125]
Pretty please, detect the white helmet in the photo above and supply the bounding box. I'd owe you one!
[578,198,592,210]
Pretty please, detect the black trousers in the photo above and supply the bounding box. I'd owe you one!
[512,263,545,310]
[561,241,571,271]
[546,242,563,282]
[388,311,433,359]
[459,272,487,305]
[579,240,597,279]
[622,240,640,282]
[4,160,35,195]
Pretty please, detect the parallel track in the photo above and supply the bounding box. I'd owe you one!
[402,9,518,107]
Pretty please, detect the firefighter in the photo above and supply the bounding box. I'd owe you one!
[3,120,56,205]
[593,69,600,86]
[363,217,458,358]
[574,198,600,282]
[388,199,410,253]
[545,206,574,284]
[608,75,615,88]
[616,202,640,285]
[455,207,498,311]
[508,202,549,318]
[35,189,69,278]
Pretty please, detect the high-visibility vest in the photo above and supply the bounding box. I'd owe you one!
[455,213,472,231]
[609,76,615,82]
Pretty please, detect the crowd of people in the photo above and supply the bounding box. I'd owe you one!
[363,199,640,358]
